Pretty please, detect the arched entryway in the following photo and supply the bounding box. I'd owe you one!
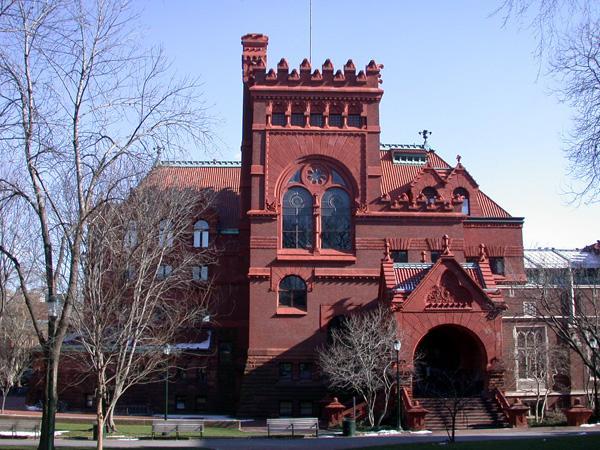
[413,324,487,397]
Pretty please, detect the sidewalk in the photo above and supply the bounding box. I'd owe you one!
[0,426,599,449]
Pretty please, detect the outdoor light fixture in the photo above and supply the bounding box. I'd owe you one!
[393,339,403,431]
[163,344,171,422]
[46,294,62,319]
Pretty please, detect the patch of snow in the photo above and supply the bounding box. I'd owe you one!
[581,423,600,427]
[362,430,404,436]
[410,430,433,434]
[25,404,42,411]
[173,331,212,350]
[116,438,139,441]
[0,431,67,437]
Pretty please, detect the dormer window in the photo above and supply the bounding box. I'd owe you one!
[454,188,470,215]
[393,152,427,165]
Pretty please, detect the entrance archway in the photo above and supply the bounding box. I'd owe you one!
[413,325,487,397]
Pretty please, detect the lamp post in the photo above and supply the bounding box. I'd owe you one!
[393,339,403,431]
[163,344,171,421]
[591,338,599,422]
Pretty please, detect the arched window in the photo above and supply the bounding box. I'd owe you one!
[159,219,173,247]
[282,187,313,249]
[422,187,438,206]
[321,188,351,250]
[278,275,307,309]
[194,220,209,248]
[454,188,470,215]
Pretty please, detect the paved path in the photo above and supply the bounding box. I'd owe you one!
[1,427,600,449]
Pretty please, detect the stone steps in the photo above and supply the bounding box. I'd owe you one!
[415,396,509,430]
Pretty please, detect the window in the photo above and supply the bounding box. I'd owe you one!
[124,221,137,248]
[422,187,438,206]
[291,113,304,126]
[279,400,293,417]
[515,327,547,386]
[157,264,172,279]
[321,188,351,250]
[282,187,313,249]
[430,251,440,263]
[195,396,207,411]
[193,220,209,248]
[391,250,408,263]
[300,401,313,417]
[454,188,470,215]
[196,367,207,384]
[523,301,536,317]
[310,113,324,127]
[192,265,208,281]
[272,113,286,126]
[278,276,307,309]
[392,152,427,165]
[347,114,362,127]
[299,362,312,380]
[489,257,505,276]
[159,220,173,247]
[329,114,342,127]
[176,396,186,410]
[279,362,293,380]
[85,394,94,408]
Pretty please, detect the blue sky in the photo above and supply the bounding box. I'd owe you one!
[137,0,597,249]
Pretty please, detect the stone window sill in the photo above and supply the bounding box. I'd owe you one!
[276,307,308,316]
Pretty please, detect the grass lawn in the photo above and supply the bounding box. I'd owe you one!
[53,421,258,438]
[361,434,600,450]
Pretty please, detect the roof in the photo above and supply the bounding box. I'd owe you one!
[392,261,486,293]
[145,161,241,229]
[379,146,510,218]
[524,248,600,269]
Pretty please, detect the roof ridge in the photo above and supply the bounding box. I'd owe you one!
[158,160,242,168]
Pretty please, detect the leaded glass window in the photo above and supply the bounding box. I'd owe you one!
[279,275,307,309]
[321,188,351,250]
[282,187,313,249]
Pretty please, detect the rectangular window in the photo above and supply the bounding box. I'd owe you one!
[176,396,186,410]
[300,401,313,417]
[391,250,408,263]
[279,400,293,417]
[192,265,209,281]
[430,251,440,263]
[271,113,286,126]
[329,114,342,127]
[347,114,362,127]
[291,113,304,126]
[310,113,324,127]
[489,257,505,276]
[523,301,536,317]
[299,362,312,380]
[279,362,293,380]
[85,394,94,408]
[195,396,207,411]
[157,265,172,279]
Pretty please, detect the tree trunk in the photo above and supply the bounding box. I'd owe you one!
[1,389,7,413]
[38,341,59,450]
[96,390,104,450]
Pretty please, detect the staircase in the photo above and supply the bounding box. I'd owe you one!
[416,396,509,430]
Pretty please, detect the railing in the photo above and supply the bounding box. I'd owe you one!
[492,388,529,428]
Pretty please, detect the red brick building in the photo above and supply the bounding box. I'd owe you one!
[54,34,599,424]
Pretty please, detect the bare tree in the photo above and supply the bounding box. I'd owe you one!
[69,185,216,450]
[0,1,211,449]
[496,1,600,202]
[318,305,399,429]
[0,294,37,412]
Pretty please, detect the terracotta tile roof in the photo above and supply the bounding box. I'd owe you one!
[379,146,511,218]
[145,161,241,229]
[392,262,486,293]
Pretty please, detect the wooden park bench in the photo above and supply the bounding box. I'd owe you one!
[0,419,41,438]
[266,417,319,437]
[151,420,204,439]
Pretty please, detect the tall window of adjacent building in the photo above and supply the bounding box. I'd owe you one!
[192,265,208,282]
[278,276,307,310]
[282,187,313,249]
[515,327,547,383]
[193,220,209,248]
[159,219,174,247]
[321,188,351,250]
[454,188,470,215]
